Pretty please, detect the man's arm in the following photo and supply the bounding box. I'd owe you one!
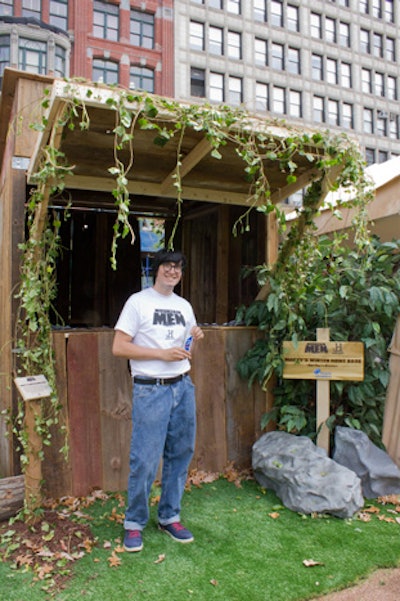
[112,329,193,362]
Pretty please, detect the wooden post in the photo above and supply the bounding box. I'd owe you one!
[24,398,43,513]
[316,328,330,453]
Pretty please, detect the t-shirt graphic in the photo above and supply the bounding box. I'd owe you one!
[153,309,186,327]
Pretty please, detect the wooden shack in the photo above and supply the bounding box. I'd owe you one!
[0,69,346,497]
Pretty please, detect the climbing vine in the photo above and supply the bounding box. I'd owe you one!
[12,79,373,503]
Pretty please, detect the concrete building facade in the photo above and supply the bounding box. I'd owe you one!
[174,0,400,166]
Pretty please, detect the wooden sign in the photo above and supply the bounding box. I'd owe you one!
[283,340,364,381]
[14,374,52,401]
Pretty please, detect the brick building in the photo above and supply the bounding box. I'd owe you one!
[0,0,174,96]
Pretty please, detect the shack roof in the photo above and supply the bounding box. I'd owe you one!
[0,68,347,218]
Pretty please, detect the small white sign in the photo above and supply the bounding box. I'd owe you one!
[14,374,52,401]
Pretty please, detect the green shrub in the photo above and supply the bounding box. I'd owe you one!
[237,233,400,446]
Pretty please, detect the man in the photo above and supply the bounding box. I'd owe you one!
[112,248,204,552]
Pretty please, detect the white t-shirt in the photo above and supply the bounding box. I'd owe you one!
[114,286,196,378]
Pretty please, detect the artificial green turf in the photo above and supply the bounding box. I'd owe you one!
[1,478,399,601]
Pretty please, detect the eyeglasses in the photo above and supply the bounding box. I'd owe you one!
[162,262,182,273]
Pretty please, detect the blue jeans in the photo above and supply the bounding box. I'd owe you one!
[124,375,196,531]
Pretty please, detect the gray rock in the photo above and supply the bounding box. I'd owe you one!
[333,426,400,498]
[252,431,364,518]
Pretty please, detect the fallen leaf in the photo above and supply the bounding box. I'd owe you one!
[108,552,121,567]
[103,541,112,549]
[364,505,380,514]
[378,515,396,523]
[210,579,218,586]
[377,495,400,505]
[154,553,166,564]
[357,512,372,522]
[269,512,280,519]
[303,559,325,567]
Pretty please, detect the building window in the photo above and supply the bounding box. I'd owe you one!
[326,57,338,85]
[325,17,336,43]
[361,68,372,93]
[310,13,322,39]
[365,148,375,165]
[378,150,388,163]
[363,108,374,133]
[209,71,224,102]
[228,76,242,106]
[130,66,154,92]
[255,82,268,112]
[209,0,223,8]
[389,116,399,140]
[340,62,351,88]
[377,114,387,136]
[22,0,41,19]
[360,1,369,13]
[227,0,240,15]
[373,32,383,58]
[49,0,68,31]
[313,96,324,122]
[270,1,283,27]
[271,42,284,70]
[384,0,394,22]
[375,72,385,96]
[255,38,267,66]
[93,1,119,42]
[287,47,300,75]
[287,5,299,32]
[339,22,350,47]
[386,37,395,62]
[190,21,205,51]
[254,0,266,22]
[209,26,223,55]
[0,35,10,79]
[387,75,397,100]
[54,44,66,77]
[130,10,154,49]
[311,54,323,80]
[372,0,382,18]
[0,0,13,16]
[227,31,241,60]
[272,86,285,114]
[191,67,205,97]
[360,29,370,54]
[19,38,47,73]
[327,99,339,126]
[288,89,301,118]
[92,58,118,84]
[342,103,353,129]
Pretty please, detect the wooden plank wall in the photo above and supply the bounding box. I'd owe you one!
[191,326,270,471]
[46,331,132,497]
[43,327,267,497]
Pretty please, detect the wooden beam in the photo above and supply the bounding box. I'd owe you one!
[160,137,213,195]
[59,174,252,206]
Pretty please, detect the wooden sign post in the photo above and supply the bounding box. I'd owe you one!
[14,375,52,514]
[316,328,331,452]
[282,330,364,454]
